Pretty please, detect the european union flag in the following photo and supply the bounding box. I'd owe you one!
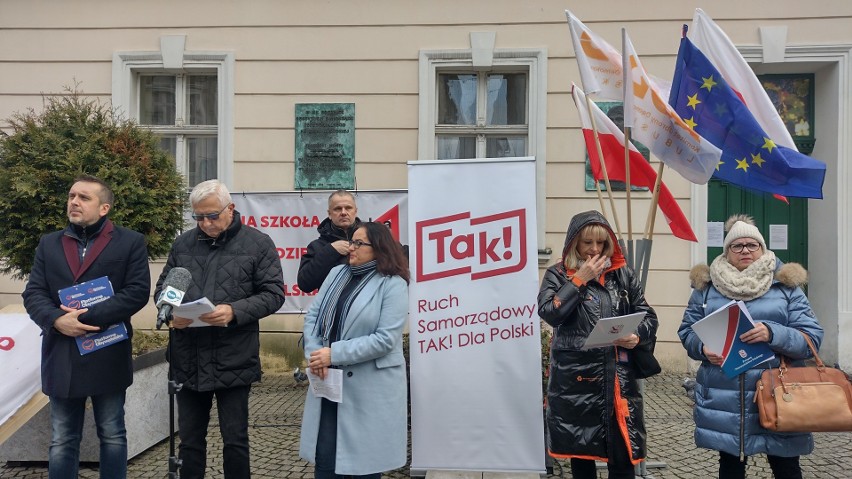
[669,37,826,199]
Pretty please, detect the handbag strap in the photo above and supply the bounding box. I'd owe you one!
[796,330,824,368]
[779,330,823,371]
[776,331,823,397]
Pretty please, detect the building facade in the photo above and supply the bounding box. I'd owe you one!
[2,0,850,367]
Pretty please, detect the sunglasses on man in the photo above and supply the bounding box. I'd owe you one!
[191,204,229,221]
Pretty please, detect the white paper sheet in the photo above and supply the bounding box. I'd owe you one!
[307,368,343,403]
[173,297,217,327]
[581,312,645,350]
[691,299,740,354]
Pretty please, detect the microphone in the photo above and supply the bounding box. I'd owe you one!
[156,267,192,329]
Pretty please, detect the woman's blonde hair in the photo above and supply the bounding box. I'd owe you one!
[563,224,614,270]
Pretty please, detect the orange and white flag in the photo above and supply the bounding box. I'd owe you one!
[566,9,624,99]
[566,10,720,184]
[622,32,719,184]
[566,10,672,101]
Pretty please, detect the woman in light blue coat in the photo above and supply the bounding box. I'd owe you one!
[300,222,409,478]
[679,215,823,479]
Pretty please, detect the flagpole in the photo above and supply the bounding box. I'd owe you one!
[622,28,634,269]
[623,127,633,267]
[594,178,608,224]
[645,161,664,240]
[585,94,624,242]
[636,161,665,289]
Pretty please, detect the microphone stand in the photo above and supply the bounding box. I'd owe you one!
[157,313,183,478]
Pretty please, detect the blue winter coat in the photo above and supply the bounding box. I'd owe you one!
[299,265,408,475]
[678,259,823,458]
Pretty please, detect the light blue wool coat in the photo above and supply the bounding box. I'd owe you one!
[678,259,823,459]
[299,265,408,475]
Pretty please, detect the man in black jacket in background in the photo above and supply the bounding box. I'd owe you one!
[155,179,285,479]
[296,189,361,293]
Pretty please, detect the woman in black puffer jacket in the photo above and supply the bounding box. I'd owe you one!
[538,210,658,479]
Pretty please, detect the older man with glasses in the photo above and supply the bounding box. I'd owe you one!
[154,179,285,479]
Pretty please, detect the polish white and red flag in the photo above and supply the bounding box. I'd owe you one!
[572,84,698,242]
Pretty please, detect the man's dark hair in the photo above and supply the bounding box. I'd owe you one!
[74,174,114,206]
[361,221,409,284]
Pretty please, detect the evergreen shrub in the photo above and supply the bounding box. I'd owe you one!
[0,88,186,279]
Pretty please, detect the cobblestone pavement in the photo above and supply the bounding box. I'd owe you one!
[3,372,851,478]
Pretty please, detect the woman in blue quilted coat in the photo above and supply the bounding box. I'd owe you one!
[679,215,823,479]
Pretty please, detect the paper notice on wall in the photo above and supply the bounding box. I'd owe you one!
[707,222,724,247]
[769,224,788,250]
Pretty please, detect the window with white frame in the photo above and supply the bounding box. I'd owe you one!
[139,73,218,186]
[435,71,529,159]
[112,39,233,188]
[419,44,549,258]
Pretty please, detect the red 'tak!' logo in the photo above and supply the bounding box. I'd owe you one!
[415,208,527,282]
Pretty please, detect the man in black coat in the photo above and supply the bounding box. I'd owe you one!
[22,175,151,479]
[297,189,361,293]
[155,179,285,479]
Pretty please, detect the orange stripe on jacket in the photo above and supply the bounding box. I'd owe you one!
[613,352,643,466]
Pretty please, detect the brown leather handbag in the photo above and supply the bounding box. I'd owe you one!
[755,331,852,432]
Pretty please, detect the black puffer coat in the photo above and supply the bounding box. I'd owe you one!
[537,211,658,463]
[296,217,361,293]
[156,211,285,391]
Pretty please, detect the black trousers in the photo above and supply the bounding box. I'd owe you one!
[176,385,252,479]
[569,413,635,479]
[719,451,802,479]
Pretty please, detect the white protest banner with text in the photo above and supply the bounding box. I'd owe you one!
[232,191,407,313]
[408,158,544,473]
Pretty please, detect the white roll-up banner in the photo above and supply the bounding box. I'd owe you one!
[408,158,545,473]
[0,314,42,428]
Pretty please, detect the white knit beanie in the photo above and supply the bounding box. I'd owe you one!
[723,215,766,251]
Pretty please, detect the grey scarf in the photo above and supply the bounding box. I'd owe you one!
[312,260,378,341]
[709,250,776,301]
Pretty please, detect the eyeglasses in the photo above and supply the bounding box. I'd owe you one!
[191,205,229,221]
[349,239,373,249]
[729,242,761,253]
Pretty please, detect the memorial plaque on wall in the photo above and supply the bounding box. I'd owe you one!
[295,103,355,189]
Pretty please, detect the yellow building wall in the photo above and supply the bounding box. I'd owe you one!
[2,0,851,366]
